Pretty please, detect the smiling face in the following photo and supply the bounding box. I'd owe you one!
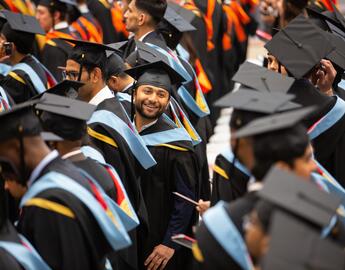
[134,84,169,120]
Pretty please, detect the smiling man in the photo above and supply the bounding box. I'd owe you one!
[126,61,199,270]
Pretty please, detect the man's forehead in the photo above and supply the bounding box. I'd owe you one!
[138,84,169,93]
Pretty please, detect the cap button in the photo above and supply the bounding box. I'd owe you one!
[297,43,303,48]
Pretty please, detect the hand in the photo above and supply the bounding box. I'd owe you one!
[144,244,175,270]
[313,59,337,96]
[196,199,210,216]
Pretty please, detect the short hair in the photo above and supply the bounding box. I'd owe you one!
[135,0,167,25]
[251,124,309,181]
[48,1,67,21]
[230,109,265,130]
[68,47,107,81]
[1,23,34,54]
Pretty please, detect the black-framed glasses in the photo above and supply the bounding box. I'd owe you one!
[62,70,80,81]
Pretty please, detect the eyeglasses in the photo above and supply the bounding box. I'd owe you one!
[62,70,80,81]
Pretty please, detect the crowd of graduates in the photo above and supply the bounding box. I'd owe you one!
[0,0,345,269]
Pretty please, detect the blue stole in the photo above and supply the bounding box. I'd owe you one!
[88,110,157,169]
[308,97,345,140]
[169,97,202,145]
[0,63,11,74]
[0,234,52,270]
[176,44,190,62]
[116,92,131,102]
[78,149,140,231]
[220,149,251,177]
[203,202,254,270]
[20,171,132,251]
[141,125,192,147]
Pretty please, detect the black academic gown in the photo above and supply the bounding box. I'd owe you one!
[88,97,148,270]
[210,153,250,206]
[17,156,111,270]
[87,0,118,43]
[195,0,228,126]
[0,222,24,270]
[40,27,74,82]
[0,54,49,103]
[289,79,345,187]
[138,116,199,270]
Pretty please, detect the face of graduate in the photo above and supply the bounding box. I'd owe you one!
[134,84,169,120]
[277,144,316,180]
[267,54,288,75]
[36,5,54,33]
[244,210,269,261]
[124,0,144,33]
[230,128,255,171]
[65,59,94,102]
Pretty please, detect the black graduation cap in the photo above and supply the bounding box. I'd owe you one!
[125,60,186,93]
[106,41,128,55]
[234,106,316,138]
[106,52,126,79]
[40,131,63,142]
[324,31,345,70]
[125,41,171,68]
[35,93,96,140]
[262,210,345,270]
[0,100,41,142]
[1,10,45,35]
[32,80,84,100]
[232,61,296,93]
[168,2,195,24]
[214,88,300,114]
[257,166,342,228]
[265,14,335,79]
[163,6,196,33]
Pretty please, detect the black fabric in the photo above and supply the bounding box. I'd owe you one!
[224,191,259,236]
[88,97,148,270]
[138,116,198,270]
[86,0,118,43]
[17,156,111,270]
[40,28,74,81]
[195,220,242,270]
[210,153,250,206]
[1,55,48,103]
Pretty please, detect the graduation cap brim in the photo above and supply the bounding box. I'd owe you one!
[132,41,170,65]
[125,60,186,86]
[60,38,121,54]
[232,61,296,93]
[164,6,196,33]
[168,2,196,24]
[214,88,300,114]
[234,106,316,138]
[2,10,45,35]
[265,15,335,79]
[258,166,342,228]
[41,131,63,142]
[36,93,96,121]
[262,210,345,270]
[39,0,77,6]
[31,80,84,100]
[325,32,345,69]
[106,41,128,58]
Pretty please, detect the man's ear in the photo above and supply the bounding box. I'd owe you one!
[138,12,146,26]
[91,67,103,83]
[53,10,61,22]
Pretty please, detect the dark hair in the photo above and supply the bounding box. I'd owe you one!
[255,200,276,233]
[48,2,67,21]
[68,47,107,81]
[251,124,309,181]
[230,109,265,130]
[283,0,308,23]
[1,23,34,54]
[0,177,6,229]
[135,0,167,25]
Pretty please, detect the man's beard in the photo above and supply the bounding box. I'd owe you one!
[135,101,165,120]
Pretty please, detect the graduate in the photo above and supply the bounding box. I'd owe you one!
[0,162,52,270]
[126,60,199,270]
[64,39,157,270]
[86,0,119,43]
[36,0,78,81]
[0,11,56,103]
[0,100,131,270]
[69,0,103,43]
[264,14,345,187]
